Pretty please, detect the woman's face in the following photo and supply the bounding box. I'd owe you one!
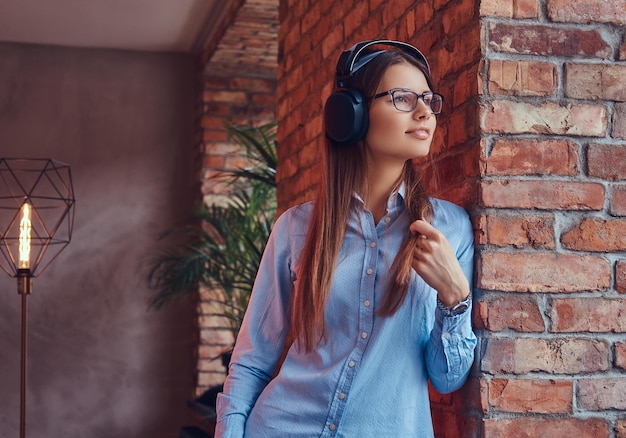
[365,62,437,165]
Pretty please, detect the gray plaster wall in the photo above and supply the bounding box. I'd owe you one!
[0,42,197,437]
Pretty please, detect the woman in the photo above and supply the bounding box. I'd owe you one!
[215,40,476,437]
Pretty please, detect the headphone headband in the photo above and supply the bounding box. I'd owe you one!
[335,39,431,87]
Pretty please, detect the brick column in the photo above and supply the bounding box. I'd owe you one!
[477,0,626,436]
[195,0,279,396]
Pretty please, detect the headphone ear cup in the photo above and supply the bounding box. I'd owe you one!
[324,88,369,146]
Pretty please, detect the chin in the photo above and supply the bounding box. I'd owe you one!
[410,146,430,159]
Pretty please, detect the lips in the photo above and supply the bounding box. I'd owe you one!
[406,127,431,140]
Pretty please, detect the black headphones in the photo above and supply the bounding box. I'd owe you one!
[324,40,430,146]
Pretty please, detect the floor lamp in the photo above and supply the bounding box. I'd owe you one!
[0,158,75,438]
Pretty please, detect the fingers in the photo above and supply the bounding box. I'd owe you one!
[409,219,440,240]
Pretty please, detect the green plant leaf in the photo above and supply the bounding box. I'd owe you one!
[147,122,277,341]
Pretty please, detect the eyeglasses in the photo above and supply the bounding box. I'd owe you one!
[373,89,444,114]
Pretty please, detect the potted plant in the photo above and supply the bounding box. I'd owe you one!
[147,122,277,428]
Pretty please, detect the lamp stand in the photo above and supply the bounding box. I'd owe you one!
[0,158,75,437]
[17,269,31,438]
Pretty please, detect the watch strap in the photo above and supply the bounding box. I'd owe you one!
[437,294,471,317]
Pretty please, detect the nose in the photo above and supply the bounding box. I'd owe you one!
[412,98,431,120]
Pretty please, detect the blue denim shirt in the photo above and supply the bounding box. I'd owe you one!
[216,189,476,438]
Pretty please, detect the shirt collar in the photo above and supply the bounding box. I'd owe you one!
[352,181,406,213]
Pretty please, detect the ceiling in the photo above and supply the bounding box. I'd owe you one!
[0,0,227,53]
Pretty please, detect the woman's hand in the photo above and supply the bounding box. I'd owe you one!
[410,219,470,307]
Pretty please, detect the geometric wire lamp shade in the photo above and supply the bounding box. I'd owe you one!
[0,158,75,438]
[0,158,75,277]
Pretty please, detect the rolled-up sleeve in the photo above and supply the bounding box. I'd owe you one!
[425,202,477,393]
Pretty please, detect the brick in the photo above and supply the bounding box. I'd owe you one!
[488,23,612,58]
[451,64,480,107]
[204,76,232,89]
[481,296,546,332]
[488,60,558,96]
[300,1,320,34]
[197,350,229,373]
[478,377,490,412]
[562,218,626,251]
[251,93,277,106]
[589,143,626,180]
[203,101,232,116]
[343,1,368,37]
[480,0,513,17]
[618,419,626,438]
[201,115,227,130]
[199,314,233,331]
[513,0,540,18]
[480,180,605,210]
[483,138,579,176]
[198,327,234,346]
[610,185,626,216]
[566,64,626,101]
[615,103,626,139]
[441,0,475,35]
[438,25,482,74]
[203,90,248,104]
[382,1,411,24]
[615,341,626,370]
[429,152,471,189]
[197,371,226,390]
[478,252,611,292]
[321,24,344,62]
[204,141,239,156]
[578,378,626,410]
[229,77,276,93]
[488,378,572,413]
[447,107,479,149]
[481,338,610,374]
[481,100,608,136]
[484,213,555,249]
[617,260,626,293]
[202,129,229,142]
[412,1,435,30]
[547,0,626,25]
[549,298,626,332]
[276,152,299,182]
[484,418,610,438]
[202,155,226,169]
[433,0,454,10]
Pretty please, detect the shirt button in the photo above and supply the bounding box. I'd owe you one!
[361,332,368,339]
[370,241,377,248]
[443,332,451,339]
[338,393,346,400]
[329,424,336,431]
[366,268,373,275]
[364,300,371,307]
[348,360,356,368]
[385,216,391,223]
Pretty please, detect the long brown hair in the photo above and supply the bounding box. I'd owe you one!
[289,48,435,352]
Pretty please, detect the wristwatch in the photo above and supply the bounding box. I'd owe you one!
[437,294,471,317]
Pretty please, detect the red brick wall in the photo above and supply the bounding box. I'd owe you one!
[195,0,279,394]
[277,0,481,436]
[275,0,626,436]
[196,0,626,434]
[195,73,277,393]
[477,0,626,436]
[276,0,481,213]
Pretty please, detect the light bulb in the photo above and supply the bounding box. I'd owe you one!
[18,202,31,270]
